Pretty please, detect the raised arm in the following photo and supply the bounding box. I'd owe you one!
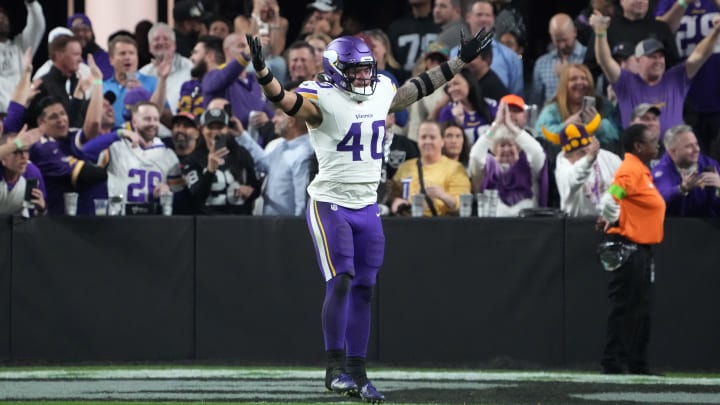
[19,0,45,56]
[390,29,494,113]
[246,34,323,127]
[0,125,41,160]
[5,49,39,133]
[686,16,720,79]
[590,12,621,84]
[655,0,687,33]
[150,55,171,114]
[82,55,106,141]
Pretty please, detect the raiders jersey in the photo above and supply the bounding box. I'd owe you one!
[297,74,396,209]
[100,138,182,203]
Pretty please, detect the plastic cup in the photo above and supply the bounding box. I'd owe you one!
[94,198,108,216]
[160,192,173,216]
[459,193,473,217]
[411,193,425,217]
[476,193,488,217]
[64,192,78,216]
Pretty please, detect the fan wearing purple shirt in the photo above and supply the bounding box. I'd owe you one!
[590,11,720,137]
[656,0,720,159]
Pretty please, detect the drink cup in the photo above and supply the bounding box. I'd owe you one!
[160,192,173,216]
[94,198,108,216]
[459,193,473,217]
[401,177,412,200]
[411,193,425,217]
[64,192,78,216]
[108,195,125,216]
[476,193,488,217]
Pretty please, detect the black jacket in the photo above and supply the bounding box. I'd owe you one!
[180,135,261,215]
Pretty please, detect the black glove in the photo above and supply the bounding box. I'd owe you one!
[457,28,495,63]
[245,34,266,72]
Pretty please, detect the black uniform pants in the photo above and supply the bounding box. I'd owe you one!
[601,243,655,372]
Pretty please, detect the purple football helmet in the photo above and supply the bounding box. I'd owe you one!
[322,36,378,100]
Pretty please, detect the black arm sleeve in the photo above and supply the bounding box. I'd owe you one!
[75,162,107,187]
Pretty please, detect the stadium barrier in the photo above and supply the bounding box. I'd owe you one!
[1,216,718,371]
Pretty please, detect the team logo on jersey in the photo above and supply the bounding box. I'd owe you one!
[387,150,407,169]
[331,203,338,211]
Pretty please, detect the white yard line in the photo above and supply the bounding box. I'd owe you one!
[0,368,718,386]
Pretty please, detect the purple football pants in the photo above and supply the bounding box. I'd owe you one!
[306,199,385,357]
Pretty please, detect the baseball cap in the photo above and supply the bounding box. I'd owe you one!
[48,27,73,43]
[172,112,197,127]
[424,42,450,62]
[67,13,92,29]
[500,94,525,110]
[122,87,152,121]
[634,38,664,58]
[307,0,343,12]
[199,108,230,127]
[631,103,661,119]
[174,0,205,21]
[103,91,116,104]
[611,41,634,59]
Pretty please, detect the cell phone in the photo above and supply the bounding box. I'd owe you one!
[258,23,270,36]
[24,179,38,202]
[125,71,137,82]
[582,96,596,111]
[214,135,227,151]
[223,104,233,117]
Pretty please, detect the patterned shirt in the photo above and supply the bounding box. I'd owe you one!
[531,41,587,107]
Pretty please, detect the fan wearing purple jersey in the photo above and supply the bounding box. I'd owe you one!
[246,27,493,403]
[28,96,107,215]
[656,0,720,158]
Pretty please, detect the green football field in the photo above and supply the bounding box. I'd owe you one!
[0,366,719,404]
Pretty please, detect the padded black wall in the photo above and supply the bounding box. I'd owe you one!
[194,217,329,364]
[379,218,565,367]
[0,217,11,361]
[2,216,719,370]
[10,217,195,361]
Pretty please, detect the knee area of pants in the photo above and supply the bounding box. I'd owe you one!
[329,274,352,296]
[352,285,374,302]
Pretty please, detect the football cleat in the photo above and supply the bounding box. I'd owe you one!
[328,373,359,396]
[359,381,385,403]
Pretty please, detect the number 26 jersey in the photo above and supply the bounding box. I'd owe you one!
[297,74,396,209]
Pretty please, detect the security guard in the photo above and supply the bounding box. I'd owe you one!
[597,123,666,375]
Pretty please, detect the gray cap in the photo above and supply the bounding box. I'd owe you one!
[634,38,664,58]
[631,103,661,119]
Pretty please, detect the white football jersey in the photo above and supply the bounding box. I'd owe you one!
[297,74,396,208]
[103,138,182,203]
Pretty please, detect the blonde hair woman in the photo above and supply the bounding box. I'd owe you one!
[534,63,619,147]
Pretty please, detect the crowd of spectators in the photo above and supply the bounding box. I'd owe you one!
[2,0,720,218]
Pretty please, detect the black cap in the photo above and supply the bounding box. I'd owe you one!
[103,91,116,104]
[199,108,229,126]
[611,42,634,59]
[307,0,343,12]
[174,0,205,22]
[171,112,197,127]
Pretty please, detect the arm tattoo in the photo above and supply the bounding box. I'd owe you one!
[390,58,465,113]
